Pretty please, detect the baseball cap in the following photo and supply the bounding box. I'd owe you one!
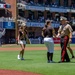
[60,16,67,21]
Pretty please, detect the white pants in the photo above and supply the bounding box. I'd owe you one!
[44,37,54,53]
[18,40,26,45]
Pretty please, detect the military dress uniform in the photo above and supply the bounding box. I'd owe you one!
[58,24,72,62]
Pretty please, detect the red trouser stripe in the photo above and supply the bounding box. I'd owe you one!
[61,36,69,62]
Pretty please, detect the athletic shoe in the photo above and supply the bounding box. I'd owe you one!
[48,60,50,63]
[48,60,55,63]
[50,61,55,63]
[66,60,70,62]
[21,58,25,60]
[17,55,20,59]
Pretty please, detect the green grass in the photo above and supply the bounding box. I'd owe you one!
[0,44,75,75]
[1,44,75,48]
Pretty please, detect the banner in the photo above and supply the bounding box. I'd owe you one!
[26,22,60,28]
[50,7,70,13]
[25,5,45,11]
[72,38,75,44]
[53,38,60,44]
[3,22,15,29]
[53,38,75,44]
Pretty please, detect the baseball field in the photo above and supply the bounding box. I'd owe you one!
[0,44,75,75]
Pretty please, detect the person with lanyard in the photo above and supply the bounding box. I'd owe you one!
[57,16,73,63]
[42,20,56,63]
[17,23,30,60]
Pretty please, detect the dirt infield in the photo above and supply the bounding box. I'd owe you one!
[0,47,61,52]
[0,46,75,51]
[0,70,42,75]
[0,44,61,51]
[0,46,60,51]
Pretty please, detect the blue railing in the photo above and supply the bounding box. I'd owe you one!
[18,2,75,13]
[26,21,60,28]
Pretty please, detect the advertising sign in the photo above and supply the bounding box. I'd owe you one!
[53,38,60,44]
[53,38,75,44]
[3,22,15,29]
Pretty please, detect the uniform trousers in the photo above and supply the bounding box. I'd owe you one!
[60,35,70,62]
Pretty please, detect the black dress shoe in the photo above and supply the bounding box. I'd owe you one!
[66,60,70,62]
[72,56,75,58]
